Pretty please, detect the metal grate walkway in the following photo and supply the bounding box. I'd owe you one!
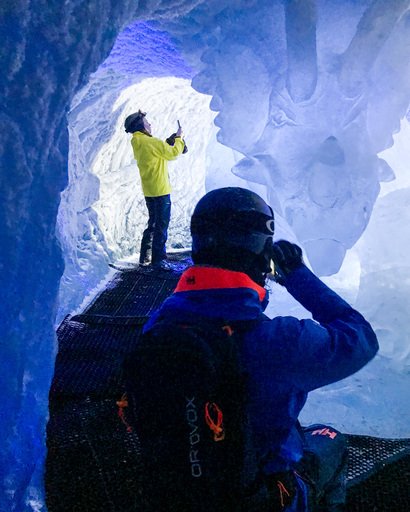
[46,255,410,511]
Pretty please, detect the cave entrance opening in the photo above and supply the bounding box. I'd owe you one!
[56,20,238,321]
[89,75,217,263]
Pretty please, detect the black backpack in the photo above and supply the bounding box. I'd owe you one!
[123,318,263,512]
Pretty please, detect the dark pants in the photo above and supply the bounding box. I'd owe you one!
[297,424,348,511]
[139,195,171,264]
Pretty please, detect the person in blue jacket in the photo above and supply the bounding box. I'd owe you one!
[143,187,379,511]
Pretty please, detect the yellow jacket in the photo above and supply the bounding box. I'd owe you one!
[131,132,184,197]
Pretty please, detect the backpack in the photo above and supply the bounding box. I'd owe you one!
[123,318,262,512]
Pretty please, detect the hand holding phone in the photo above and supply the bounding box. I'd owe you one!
[176,119,183,138]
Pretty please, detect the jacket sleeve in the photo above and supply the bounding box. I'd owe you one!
[277,265,379,391]
[151,136,185,160]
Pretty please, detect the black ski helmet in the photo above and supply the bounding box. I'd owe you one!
[191,187,274,260]
[124,110,146,133]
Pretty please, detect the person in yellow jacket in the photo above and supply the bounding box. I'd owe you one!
[124,110,186,270]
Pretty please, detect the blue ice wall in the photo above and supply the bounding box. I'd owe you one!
[0,2,199,510]
[0,6,130,509]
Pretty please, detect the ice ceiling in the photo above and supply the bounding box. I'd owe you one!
[1,1,410,510]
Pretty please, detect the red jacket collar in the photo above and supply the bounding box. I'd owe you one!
[175,266,267,303]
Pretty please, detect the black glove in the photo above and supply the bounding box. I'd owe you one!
[166,133,176,145]
[271,240,304,284]
[166,133,188,153]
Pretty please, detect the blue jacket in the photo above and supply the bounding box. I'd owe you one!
[144,264,378,479]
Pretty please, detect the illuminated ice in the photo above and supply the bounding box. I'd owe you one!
[1,1,410,510]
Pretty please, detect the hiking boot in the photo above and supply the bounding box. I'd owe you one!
[152,260,177,272]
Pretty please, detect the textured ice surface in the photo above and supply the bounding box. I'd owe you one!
[0,3,207,510]
[1,1,410,509]
[57,75,218,321]
[186,0,410,276]
[265,118,410,435]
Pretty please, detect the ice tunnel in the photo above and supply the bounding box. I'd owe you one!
[57,20,260,321]
[1,1,410,510]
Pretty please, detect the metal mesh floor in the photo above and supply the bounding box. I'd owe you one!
[46,261,410,511]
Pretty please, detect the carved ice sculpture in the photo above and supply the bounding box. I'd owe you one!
[190,0,410,275]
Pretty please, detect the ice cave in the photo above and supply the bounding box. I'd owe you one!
[1,0,410,510]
